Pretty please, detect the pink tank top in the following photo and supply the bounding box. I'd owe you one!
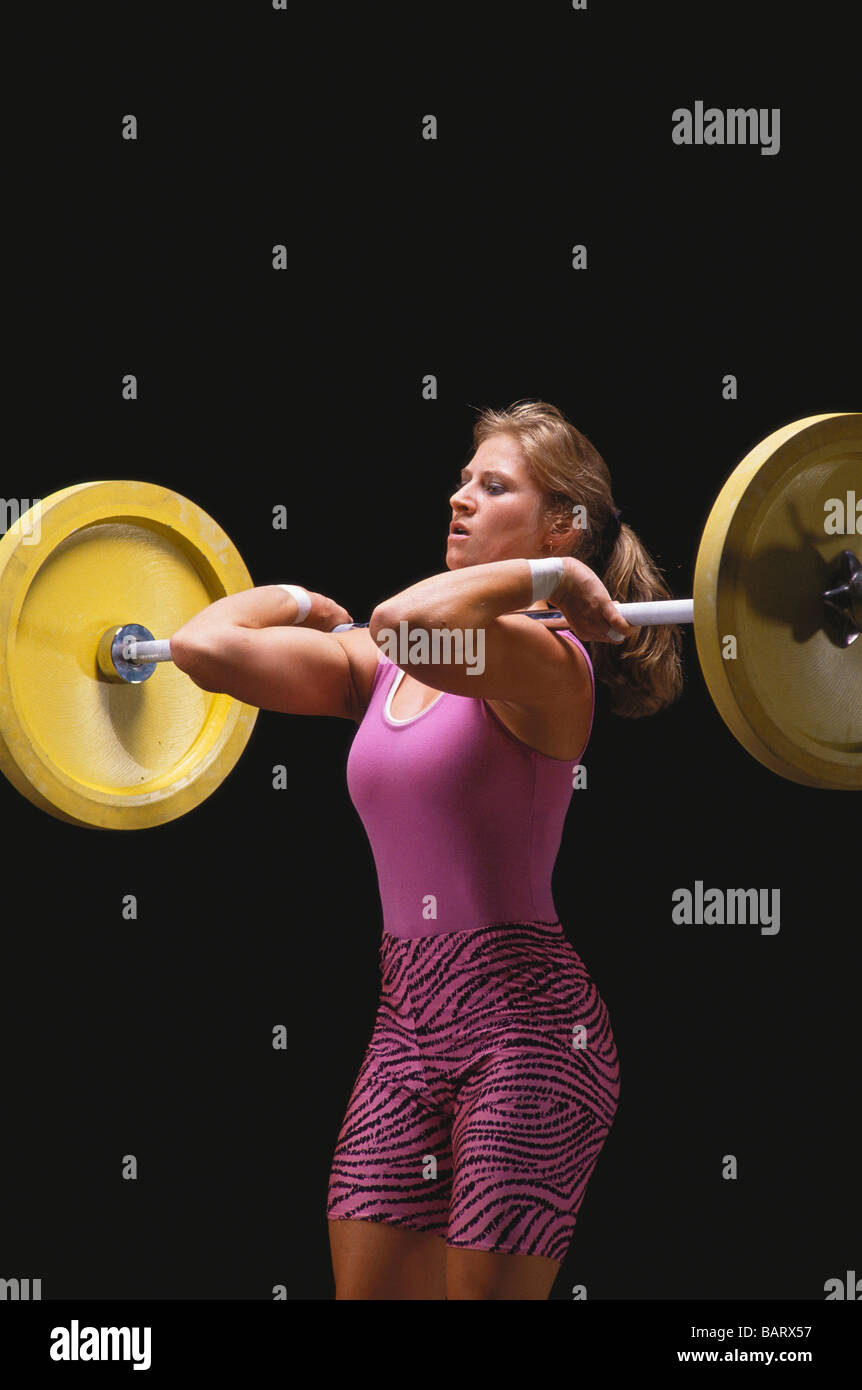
[346,629,594,939]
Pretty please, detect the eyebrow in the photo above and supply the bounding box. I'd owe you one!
[459,465,516,482]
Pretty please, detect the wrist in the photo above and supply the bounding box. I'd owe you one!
[279,587,346,631]
[527,556,566,604]
[277,584,312,624]
[551,555,578,605]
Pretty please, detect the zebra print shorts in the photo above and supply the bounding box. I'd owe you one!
[325,920,621,1261]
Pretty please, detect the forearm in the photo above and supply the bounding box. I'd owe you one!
[370,559,560,632]
[171,585,324,648]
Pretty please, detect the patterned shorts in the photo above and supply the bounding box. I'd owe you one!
[325,920,621,1261]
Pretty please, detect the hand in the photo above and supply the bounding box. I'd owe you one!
[537,557,636,644]
[299,592,354,632]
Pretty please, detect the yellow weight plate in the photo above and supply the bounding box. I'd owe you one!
[0,481,258,828]
[693,413,862,790]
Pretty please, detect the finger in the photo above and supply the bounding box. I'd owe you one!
[604,604,636,643]
[604,625,636,642]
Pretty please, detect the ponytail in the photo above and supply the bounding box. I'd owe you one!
[586,522,684,719]
[473,399,685,719]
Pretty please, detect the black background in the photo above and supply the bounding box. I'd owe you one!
[2,1,859,1304]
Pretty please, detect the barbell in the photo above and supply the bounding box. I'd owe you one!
[0,411,859,829]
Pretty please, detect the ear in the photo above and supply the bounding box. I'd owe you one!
[552,517,584,552]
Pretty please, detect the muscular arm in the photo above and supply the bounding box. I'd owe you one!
[169,585,368,720]
[369,557,628,706]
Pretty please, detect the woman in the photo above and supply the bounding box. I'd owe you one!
[171,399,684,1300]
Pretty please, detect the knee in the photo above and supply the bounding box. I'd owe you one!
[445,1248,559,1300]
[446,1281,499,1300]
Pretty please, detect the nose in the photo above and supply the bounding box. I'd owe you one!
[449,482,472,512]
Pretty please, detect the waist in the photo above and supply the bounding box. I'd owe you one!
[381,917,566,948]
[377,917,591,987]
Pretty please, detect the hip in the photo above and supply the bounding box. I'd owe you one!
[371,918,620,1121]
[377,919,612,1032]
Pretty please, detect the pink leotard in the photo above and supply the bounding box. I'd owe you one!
[346,629,594,939]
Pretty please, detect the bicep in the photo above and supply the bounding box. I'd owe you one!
[174,624,359,719]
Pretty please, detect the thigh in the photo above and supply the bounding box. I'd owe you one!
[326,930,455,1296]
[444,926,621,1263]
[326,1075,453,1238]
[447,1066,614,1263]
[325,1009,455,1234]
[329,1218,447,1300]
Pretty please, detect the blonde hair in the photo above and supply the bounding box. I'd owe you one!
[472,399,684,718]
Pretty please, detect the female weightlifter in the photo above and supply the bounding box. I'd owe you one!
[170,399,684,1300]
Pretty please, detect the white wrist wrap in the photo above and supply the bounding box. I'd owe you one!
[528,558,564,603]
[278,584,312,624]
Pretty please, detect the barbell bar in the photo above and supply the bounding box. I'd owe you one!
[67,551,862,668]
[116,597,697,669]
[1,411,860,829]
[95,556,862,665]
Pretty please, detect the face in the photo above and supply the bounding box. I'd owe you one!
[446,433,555,569]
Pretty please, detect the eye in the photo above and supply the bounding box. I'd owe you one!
[452,476,504,494]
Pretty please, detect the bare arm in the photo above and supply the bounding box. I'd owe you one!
[170,585,365,720]
[369,556,634,706]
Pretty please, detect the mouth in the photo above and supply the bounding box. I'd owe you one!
[449,523,470,540]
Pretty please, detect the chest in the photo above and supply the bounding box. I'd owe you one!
[385,668,587,760]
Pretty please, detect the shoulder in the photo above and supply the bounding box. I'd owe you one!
[485,620,594,759]
[548,626,594,688]
[495,612,593,696]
